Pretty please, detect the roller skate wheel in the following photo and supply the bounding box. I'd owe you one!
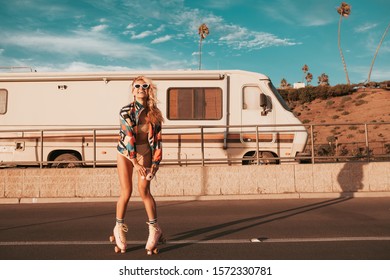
[109,235,115,243]
[114,246,121,253]
[146,248,159,255]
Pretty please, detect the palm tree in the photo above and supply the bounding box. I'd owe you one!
[302,64,309,83]
[280,78,288,89]
[318,73,330,86]
[198,23,209,70]
[368,22,390,83]
[337,2,351,85]
[305,72,313,85]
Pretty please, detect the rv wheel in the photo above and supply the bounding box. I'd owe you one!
[243,151,277,165]
[51,153,82,168]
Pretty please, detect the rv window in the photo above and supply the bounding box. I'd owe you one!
[267,82,292,112]
[243,86,262,110]
[0,89,7,114]
[168,88,222,120]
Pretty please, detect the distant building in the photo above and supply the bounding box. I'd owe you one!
[293,82,305,89]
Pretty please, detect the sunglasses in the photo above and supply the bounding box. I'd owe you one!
[133,83,150,89]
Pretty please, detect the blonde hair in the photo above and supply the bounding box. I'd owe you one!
[131,76,164,125]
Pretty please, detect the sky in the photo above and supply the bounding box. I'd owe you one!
[0,0,389,86]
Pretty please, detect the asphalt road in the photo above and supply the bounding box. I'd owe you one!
[1,197,390,260]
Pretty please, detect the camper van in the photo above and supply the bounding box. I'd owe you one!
[0,69,308,167]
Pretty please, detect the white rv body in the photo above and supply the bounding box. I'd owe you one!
[0,70,308,166]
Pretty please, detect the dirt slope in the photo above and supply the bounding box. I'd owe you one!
[291,88,390,156]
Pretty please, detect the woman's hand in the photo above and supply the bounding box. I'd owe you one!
[133,162,146,178]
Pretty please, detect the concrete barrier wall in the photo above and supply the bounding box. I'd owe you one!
[1,162,390,203]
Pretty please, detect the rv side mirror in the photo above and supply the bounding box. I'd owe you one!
[260,93,267,116]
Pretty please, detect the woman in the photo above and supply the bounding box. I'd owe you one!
[110,76,164,255]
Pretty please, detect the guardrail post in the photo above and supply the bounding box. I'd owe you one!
[365,123,370,162]
[201,127,205,166]
[40,130,44,169]
[256,125,259,165]
[310,125,315,164]
[93,129,97,168]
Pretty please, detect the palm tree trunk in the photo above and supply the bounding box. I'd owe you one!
[199,38,203,70]
[368,22,390,83]
[338,15,350,85]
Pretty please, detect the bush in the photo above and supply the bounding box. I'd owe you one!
[279,84,356,105]
[385,144,390,154]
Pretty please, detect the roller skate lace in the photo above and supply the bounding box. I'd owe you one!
[146,222,161,247]
[118,223,128,243]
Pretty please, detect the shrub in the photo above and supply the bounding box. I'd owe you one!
[354,99,366,106]
[278,84,356,105]
[326,100,335,106]
[384,144,390,154]
[317,145,332,156]
[357,93,367,99]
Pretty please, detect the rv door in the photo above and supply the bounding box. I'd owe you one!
[240,85,274,144]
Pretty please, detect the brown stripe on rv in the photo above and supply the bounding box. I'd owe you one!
[0,133,294,144]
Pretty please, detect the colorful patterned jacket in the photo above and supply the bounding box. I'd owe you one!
[117,101,162,165]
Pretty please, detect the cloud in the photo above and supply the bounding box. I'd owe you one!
[0,29,159,61]
[36,61,135,72]
[130,25,166,40]
[0,26,190,72]
[1,0,302,74]
[370,68,390,81]
[86,0,299,51]
[151,35,172,44]
[170,7,298,50]
[355,23,378,33]
[351,65,390,83]
[218,24,299,50]
[260,0,334,27]
[91,24,108,32]
[131,30,154,39]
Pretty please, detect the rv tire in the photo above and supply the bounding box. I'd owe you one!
[243,151,278,165]
[51,153,82,168]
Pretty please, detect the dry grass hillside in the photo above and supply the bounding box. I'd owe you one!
[288,87,390,159]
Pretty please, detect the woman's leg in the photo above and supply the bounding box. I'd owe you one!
[116,153,134,219]
[137,151,157,221]
[136,147,164,255]
[138,178,157,220]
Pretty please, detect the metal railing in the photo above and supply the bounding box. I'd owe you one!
[1,122,390,168]
[305,122,390,163]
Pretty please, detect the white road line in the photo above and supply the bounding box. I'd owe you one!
[1,237,390,246]
[250,237,390,242]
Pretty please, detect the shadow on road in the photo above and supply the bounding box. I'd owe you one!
[160,162,369,254]
[161,196,352,254]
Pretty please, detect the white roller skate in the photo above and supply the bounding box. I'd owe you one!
[145,222,166,255]
[109,223,128,253]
